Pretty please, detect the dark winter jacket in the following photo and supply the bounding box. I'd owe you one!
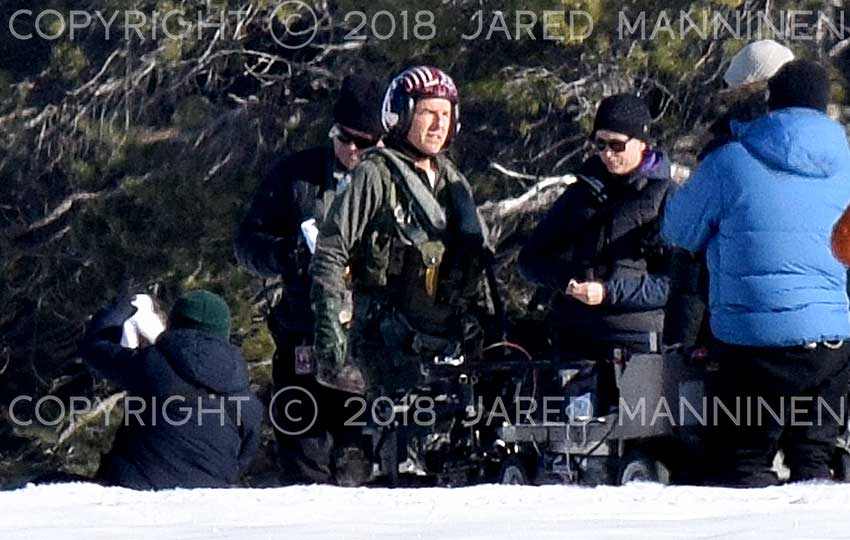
[83,329,262,490]
[519,152,674,352]
[235,146,343,338]
[663,248,711,349]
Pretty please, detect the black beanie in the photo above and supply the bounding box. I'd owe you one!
[591,94,652,140]
[333,75,385,138]
[768,59,830,112]
[169,290,231,340]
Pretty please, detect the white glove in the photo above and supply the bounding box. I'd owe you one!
[301,218,319,254]
[120,294,166,348]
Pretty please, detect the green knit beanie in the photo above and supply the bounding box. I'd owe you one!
[168,290,231,339]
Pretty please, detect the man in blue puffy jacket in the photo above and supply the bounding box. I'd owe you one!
[662,60,850,487]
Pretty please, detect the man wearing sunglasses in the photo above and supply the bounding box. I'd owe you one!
[234,75,384,485]
[329,124,382,169]
[519,94,674,413]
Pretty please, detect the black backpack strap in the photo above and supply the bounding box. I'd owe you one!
[372,147,448,236]
[576,174,608,204]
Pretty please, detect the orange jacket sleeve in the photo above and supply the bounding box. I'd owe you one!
[831,204,850,266]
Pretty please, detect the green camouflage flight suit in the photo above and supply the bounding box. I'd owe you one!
[310,146,493,395]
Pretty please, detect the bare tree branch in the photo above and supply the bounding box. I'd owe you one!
[7,174,152,239]
[69,49,125,98]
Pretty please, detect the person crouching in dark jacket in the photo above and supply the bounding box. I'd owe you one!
[519,94,674,411]
[81,290,262,490]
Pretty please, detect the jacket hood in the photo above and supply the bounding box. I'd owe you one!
[732,108,850,178]
[156,329,250,394]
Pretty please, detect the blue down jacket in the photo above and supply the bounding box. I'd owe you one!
[662,107,850,347]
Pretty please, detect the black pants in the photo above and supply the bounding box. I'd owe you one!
[708,340,850,487]
[271,329,362,485]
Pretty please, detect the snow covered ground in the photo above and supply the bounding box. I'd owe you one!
[3,481,850,539]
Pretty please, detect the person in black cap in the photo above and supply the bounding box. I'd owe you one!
[519,93,675,412]
[663,59,850,486]
[234,75,385,485]
[767,59,831,112]
[664,42,794,381]
[80,290,262,490]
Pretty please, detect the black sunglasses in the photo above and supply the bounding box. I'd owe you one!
[593,137,631,153]
[335,129,378,149]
